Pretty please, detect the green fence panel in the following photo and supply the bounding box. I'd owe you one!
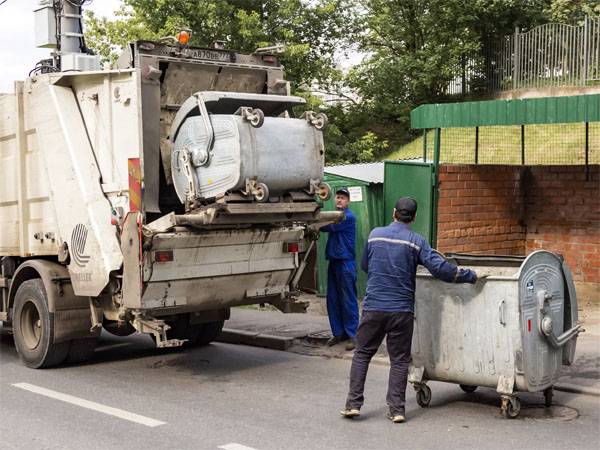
[383,161,435,243]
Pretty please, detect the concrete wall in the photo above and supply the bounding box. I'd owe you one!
[437,164,600,286]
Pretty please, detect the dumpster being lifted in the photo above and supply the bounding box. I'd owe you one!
[408,251,582,418]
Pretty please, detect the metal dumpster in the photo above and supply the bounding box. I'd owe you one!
[408,251,582,418]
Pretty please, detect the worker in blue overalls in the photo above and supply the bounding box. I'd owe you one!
[321,187,359,351]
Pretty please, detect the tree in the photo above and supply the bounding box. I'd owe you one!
[546,0,600,24]
[85,0,354,90]
[329,0,555,156]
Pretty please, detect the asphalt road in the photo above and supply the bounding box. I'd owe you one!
[1,331,599,450]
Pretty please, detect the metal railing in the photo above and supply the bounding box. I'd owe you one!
[446,16,600,95]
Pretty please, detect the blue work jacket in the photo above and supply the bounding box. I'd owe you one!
[361,221,477,313]
[321,208,356,261]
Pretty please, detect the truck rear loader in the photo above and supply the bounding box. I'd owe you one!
[0,2,339,368]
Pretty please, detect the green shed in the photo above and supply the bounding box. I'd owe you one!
[314,163,385,298]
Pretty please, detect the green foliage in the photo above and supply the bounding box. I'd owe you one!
[546,0,600,24]
[83,0,595,166]
[85,0,353,89]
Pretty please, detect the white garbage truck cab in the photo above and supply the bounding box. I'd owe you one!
[0,36,338,368]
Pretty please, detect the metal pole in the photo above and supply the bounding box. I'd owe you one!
[583,16,589,86]
[423,129,428,162]
[431,128,441,248]
[521,125,525,165]
[513,27,520,90]
[475,126,479,164]
[585,122,589,180]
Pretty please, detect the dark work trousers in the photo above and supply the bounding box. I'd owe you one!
[326,259,359,339]
[346,310,414,415]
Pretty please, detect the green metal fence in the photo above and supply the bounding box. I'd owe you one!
[406,94,600,166]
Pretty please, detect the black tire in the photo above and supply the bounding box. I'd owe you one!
[416,384,432,407]
[13,279,70,368]
[165,316,223,348]
[65,338,98,364]
[194,320,224,346]
[501,397,521,419]
[460,384,478,393]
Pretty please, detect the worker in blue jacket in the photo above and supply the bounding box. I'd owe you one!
[321,188,359,351]
[340,197,478,423]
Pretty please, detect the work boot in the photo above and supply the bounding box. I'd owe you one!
[345,339,356,351]
[387,413,406,423]
[327,336,342,346]
[340,408,360,419]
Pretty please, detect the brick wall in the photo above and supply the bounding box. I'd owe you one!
[437,165,526,255]
[437,164,600,284]
[524,165,600,284]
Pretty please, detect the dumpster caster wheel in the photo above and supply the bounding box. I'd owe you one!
[416,384,432,408]
[460,384,477,393]
[501,396,520,419]
[544,387,553,407]
[253,183,270,203]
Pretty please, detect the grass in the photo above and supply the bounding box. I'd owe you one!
[385,122,599,165]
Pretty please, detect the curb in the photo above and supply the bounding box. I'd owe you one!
[216,328,294,351]
[553,382,600,397]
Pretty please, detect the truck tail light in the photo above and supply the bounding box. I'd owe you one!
[284,242,299,253]
[155,250,174,263]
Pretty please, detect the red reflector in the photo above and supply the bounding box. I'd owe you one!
[528,319,531,332]
[155,250,173,263]
[286,242,299,253]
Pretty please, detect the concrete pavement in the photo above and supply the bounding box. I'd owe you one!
[1,329,599,450]
[220,299,600,396]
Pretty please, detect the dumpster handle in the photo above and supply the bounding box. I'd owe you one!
[537,290,583,348]
[498,300,506,326]
[540,315,582,348]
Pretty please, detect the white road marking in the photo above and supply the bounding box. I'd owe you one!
[218,444,259,450]
[12,383,166,427]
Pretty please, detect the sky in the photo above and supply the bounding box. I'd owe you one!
[0,0,122,93]
[0,0,362,93]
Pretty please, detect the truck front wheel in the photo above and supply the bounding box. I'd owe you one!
[13,279,70,368]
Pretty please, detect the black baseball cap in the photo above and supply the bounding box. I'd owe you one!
[336,188,350,198]
[395,197,417,218]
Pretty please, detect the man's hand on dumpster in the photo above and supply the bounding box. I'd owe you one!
[456,268,478,284]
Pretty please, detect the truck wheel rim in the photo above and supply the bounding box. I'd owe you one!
[20,300,42,350]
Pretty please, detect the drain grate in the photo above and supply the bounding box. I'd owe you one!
[520,405,579,422]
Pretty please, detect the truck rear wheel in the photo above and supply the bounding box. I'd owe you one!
[13,279,70,368]
[194,320,224,346]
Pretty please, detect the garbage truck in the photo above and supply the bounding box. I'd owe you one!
[0,1,339,368]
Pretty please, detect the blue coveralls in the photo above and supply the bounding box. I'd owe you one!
[321,208,359,339]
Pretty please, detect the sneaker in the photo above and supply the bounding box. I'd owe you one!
[327,336,342,347]
[387,413,406,423]
[345,339,356,351]
[340,408,360,418]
